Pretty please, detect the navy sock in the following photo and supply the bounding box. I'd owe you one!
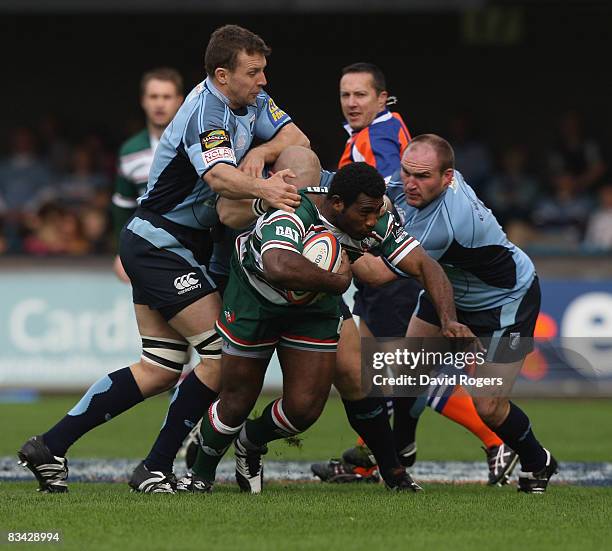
[43,367,144,457]
[494,402,547,472]
[342,397,401,482]
[392,397,419,453]
[145,370,218,472]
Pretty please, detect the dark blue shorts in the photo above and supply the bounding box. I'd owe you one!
[415,276,541,363]
[353,278,423,338]
[119,208,218,321]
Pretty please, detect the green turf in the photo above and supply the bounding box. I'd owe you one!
[1,395,611,461]
[1,482,611,551]
[2,396,612,550]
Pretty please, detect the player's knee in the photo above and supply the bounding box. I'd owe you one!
[134,359,181,395]
[219,385,259,425]
[282,394,326,431]
[333,364,363,400]
[473,396,506,426]
[186,329,222,361]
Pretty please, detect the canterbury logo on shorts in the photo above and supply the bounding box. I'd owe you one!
[174,272,202,295]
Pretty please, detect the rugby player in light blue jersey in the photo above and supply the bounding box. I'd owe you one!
[349,134,558,493]
[18,25,309,495]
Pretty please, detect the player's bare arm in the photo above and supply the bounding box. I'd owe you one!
[216,197,258,229]
[262,249,352,295]
[205,165,300,212]
[351,252,397,287]
[396,245,474,339]
[239,122,310,177]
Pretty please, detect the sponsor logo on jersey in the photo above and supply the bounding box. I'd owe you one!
[174,272,202,295]
[509,332,521,350]
[276,226,299,242]
[200,129,231,150]
[202,147,236,167]
[235,132,247,149]
[267,98,287,126]
[392,225,409,243]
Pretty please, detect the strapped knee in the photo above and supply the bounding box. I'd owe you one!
[187,329,222,360]
[141,336,190,372]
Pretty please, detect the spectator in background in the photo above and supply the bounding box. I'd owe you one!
[483,145,541,227]
[0,200,8,254]
[53,145,110,209]
[111,67,184,281]
[23,201,93,256]
[584,184,612,251]
[0,127,54,252]
[531,171,593,249]
[548,110,606,192]
[81,205,110,254]
[37,114,71,174]
[23,201,69,255]
[447,112,492,194]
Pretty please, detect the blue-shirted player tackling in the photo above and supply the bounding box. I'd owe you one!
[18,24,309,494]
[350,134,558,492]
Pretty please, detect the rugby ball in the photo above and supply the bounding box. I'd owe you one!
[286,231,342,305]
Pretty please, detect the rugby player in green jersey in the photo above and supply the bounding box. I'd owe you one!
[180,160,475,493]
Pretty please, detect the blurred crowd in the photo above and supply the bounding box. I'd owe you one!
[0,109,611,257]
[0,117,116,256]
[449,110,612,254]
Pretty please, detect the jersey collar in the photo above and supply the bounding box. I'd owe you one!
[205,78,235,108]
[343,109,392,135]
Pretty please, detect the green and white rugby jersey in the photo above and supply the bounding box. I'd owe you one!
[111,129,158,244]
[237,187,420,305]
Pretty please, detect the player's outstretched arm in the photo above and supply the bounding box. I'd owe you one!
[205,165,300,212]
[351,253,398,287]
[239,123,310,178]
[262,249,352,296]
[396,246,475,339]
[216,198,258,229]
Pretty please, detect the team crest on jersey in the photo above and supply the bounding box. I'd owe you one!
[267,98,287,127]
[361,237,378,250]
[224,310,236,324]
[200,129,231,150]
[509,332,521,350]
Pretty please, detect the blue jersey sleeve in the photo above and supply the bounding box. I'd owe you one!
[184,95,237,176]
[254,91,292,141]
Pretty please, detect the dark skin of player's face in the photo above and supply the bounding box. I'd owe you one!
[320,192,384,240]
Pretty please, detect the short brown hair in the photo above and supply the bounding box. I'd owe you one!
[205,24,271,76]
[140,67,184,97]
[341,62,386,94]
[407,134,455,173]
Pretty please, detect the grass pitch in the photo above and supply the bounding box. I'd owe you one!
[2,395,611,461]
[1,396,611,550]
[2,483,611,551]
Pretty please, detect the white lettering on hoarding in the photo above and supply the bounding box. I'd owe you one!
[9,299,138,354]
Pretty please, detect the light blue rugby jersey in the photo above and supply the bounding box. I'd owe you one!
[385,170,535,311]
[138,78,291,230]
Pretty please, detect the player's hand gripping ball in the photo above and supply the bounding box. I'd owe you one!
[286,231,342,305]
